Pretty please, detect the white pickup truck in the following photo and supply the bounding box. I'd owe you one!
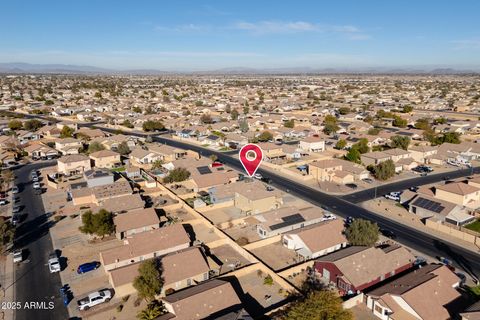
[77,289,112,311]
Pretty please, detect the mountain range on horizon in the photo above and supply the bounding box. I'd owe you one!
[0,62,479,75]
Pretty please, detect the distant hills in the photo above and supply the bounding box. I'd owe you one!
[0,62,478,75]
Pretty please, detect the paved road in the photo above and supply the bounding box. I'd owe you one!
[12,161,69,320]
[342,166,480,203]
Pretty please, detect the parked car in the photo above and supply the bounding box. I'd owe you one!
[48,252,61,273]
[345,216,355,225]
[384,194,400,201]
[77,289,112,311]
[345,183,358,189]
[413,256,427,266]
[261,177,272,183]
[13,249,23,263]
[12,206,21,214]
[409,186,419,192]
[0,199,7,206]
[32,176,39,182]
[77,262,101,274]
[11,186,19,194]
[362,178,373,184]
[33,182,41,189]
[322,213,337,221]
[11,214,20,226]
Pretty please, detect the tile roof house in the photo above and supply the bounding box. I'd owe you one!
[435,182,480,209]
[89,149,121,169]
[114,207,162,239]
[108,247,211,298]
[57,154,91,175]
[282,219,347,260]
[54,138,83,155]
[100,223,190,271]
[159,279,250,320]
[366,264,462,320]
[461,300,480,320]
[314,244,415,295]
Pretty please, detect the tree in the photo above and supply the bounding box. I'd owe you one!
[322,115,339,135]
[335,139,346,150]
[345,148,361,163]
[282,290,353,320]
[200,114,213,124]
[353,138,369,154]
[132,106,142,113]
[345,219,379,247]
[8,120,22,131]
[122,119,134,128]
[373,159,396,180]
[392,116,407,128]
[151,160,164,170]
[231,109,239,120]
[142,120,165,132]
[163,168,191,183]
[0,219,15,251]
[402,105,413,113]
[284,119,295,128]
[257,131,273,142]
[87,141,105,154]
[209,154,218,162]
[117,141,131,155]
[137,300,165,320]
[337,107,351,115]
[60,126,74,138]
[367,128,381,135]
[23,119,44,131]
[243,106,250,114]
[415,118,431,130]
[434,117,447,125]
[79,209,115,238]
[133,259,163,301]
[390,135,410,150]
[239,119,249,133]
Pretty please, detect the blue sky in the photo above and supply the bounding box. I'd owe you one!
[1,0,479,70]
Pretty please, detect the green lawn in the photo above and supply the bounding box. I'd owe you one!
[465,219,480,233]
[111,166,125,172]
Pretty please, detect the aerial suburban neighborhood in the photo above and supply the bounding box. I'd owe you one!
[0,72,479,320]
[1,1,480,320]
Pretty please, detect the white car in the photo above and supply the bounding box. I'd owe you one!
[77,289,112,311]
[322,213,337,221]
[384,194,400,201]
[33,182,41,189]
[11,186,19,194]
[253,173,263,180]
[13,249,23,263]
[32,176,39,182]
[48,253,61,273]
[0,199,7,206]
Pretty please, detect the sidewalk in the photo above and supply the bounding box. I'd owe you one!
[0,254,15,320]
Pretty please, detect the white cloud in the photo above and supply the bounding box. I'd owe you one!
[451,39,480,50]
[154,24,212,33]
[232,20,370,39]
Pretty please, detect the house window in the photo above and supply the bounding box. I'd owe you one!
[374,304,383,314]
[322,268,330,281]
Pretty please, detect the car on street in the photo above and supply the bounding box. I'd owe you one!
[420,172,428,177]
[362,178,373,184]
[380,228,397,239]
[48,252,61,273]
[11,186,19,194]
[77,289,112,311]
[32,176,39,182]
[253,173,263,180]
[261,177,272,183]
[12,214,20,226]
[0,199,7,205]
[345,216,355,225]
[409,186,419,192]
[33,182,41,189]
[13,249,23,263]
[345,183,358,189]
[12,206,21,214]
[77,262,101,274]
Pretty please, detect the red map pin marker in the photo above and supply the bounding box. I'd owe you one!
[239,144,263,177]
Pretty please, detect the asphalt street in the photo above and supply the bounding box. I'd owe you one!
[342,166,480,203]
[12,161,68,320]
